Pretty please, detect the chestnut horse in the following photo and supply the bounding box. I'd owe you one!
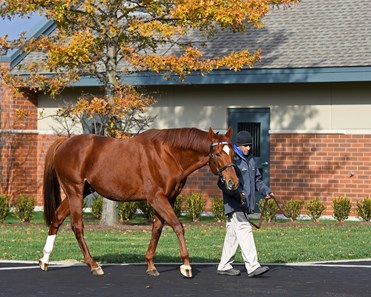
[39,127,238,278]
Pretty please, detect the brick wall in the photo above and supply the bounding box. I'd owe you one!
[0,78,39,203]
[270,134,371,215]
[0,133,38,202]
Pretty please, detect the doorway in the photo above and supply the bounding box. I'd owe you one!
[227,108,271,209]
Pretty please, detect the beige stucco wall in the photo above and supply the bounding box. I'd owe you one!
[38,88,86,134]
[37,82,371,134]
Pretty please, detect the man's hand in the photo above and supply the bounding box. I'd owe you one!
[265,192,275,199]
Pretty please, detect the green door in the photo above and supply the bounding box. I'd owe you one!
[227,108,271,210]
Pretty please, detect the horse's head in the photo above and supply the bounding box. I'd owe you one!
[208,127,239,191]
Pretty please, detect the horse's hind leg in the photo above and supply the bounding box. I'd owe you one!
[67,188,104,275]
[39,198,70,271]
[146,213,165,276]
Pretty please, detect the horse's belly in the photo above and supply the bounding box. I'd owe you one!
[88,174,145,201]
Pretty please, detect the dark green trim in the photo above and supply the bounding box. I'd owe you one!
[87,66,371,86]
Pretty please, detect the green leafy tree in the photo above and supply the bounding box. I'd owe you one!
[0,0,299,226]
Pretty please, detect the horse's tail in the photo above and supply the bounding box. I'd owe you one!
[43,138,66,226]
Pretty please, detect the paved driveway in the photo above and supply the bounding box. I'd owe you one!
[0,260,370,297]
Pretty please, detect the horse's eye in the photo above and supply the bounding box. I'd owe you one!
[216,152,221,157]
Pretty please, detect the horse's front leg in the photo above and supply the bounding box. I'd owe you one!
[145,213,165,276]
[149,195,192,278]
[39,198,70,271]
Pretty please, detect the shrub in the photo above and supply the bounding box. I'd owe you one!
[305,199,326,222]
[258,198,278,222]
[185,192,206,222]
[173,195,183,217]
[136,201,155,222]
[91,194,103,220]
[82,196,89,210]
[283,200,304,221]
[332,196,351,222]
[0,194,10,223]
[117,201,137,223]
[13,194,35,222]
[356,197,371,222]
[211,197,225,222]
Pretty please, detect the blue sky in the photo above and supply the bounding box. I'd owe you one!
[0,14,44,40]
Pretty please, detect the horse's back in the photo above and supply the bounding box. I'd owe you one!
[52,134,147,197]
[55,134,102,158]
[52,134,117,177]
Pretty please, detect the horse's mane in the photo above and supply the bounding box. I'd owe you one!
[138,128,211,152]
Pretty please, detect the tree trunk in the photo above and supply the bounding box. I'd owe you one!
[99,61,120,226]
[100,198,118,226]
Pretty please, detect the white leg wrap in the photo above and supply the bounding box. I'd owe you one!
[40,235,56,264]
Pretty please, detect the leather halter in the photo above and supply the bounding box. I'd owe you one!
[209,141,236,177]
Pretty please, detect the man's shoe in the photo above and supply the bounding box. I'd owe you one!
[217,268,241,276]
[248,266,269,278]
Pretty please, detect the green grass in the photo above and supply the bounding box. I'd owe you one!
[0,212,370,265]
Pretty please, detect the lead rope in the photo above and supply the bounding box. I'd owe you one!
[241,194,288,229]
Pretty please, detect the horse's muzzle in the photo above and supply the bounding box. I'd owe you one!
[225,179,238,191]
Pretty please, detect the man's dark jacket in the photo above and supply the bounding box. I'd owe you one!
[218,146,271,215]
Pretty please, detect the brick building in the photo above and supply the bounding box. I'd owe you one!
[1,0,371,216]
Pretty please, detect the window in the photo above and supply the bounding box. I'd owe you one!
[238,122,260,157]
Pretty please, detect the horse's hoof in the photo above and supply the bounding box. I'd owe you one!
[180,265,192,278]
[146,269,160,276]
[39,260,48,271]
[91,266,104,275]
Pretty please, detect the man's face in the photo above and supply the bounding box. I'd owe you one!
[237,144,251,155]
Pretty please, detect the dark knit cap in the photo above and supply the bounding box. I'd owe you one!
[236,131,252,146]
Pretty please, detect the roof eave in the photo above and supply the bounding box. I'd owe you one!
[70,66,371,86]
[0,18,56,68]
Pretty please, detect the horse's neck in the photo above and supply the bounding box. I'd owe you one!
[175,149,210,176]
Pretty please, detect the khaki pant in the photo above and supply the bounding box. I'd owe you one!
[217,211,261,274]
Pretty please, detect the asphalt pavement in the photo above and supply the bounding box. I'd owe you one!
[0,260,370,297]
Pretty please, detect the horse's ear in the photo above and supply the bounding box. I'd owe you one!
[225,127,233,139]
[208,127,216,140]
